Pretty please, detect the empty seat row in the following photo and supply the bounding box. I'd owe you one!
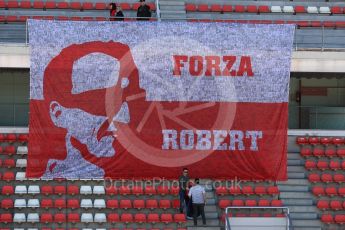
[297,137,345,146]
[317,200,345,210]
[308,173,345,183]
[321,214,345,224]
[1,198,39,209]
[186,4,345,15]
[0,145,16,155]
[312,186,345,197]
[216,185,279,196]
[301,147,345,158]
[0,1,156,11]
[1,185,40,195]
[305,160,345,170]
[219,199,283,208]
[0,133,28,142]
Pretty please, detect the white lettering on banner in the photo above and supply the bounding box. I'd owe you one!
[162,129,263,151]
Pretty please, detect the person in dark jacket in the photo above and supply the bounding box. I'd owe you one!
[115,6,124,21]
[109,3,124,21]
[137,0,151,21]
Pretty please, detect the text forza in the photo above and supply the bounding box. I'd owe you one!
[162,130,263,151]
[172,55,254,77]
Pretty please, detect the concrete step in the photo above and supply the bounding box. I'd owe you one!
[288,153,303,160]
[288,159,305,166]
[160,5,185,11]
[206,212,219,219]
[159,1,185,6]
[282,199,314,206]
[288,172,306,179]
[188,227,221,230]
[206,192,215,199]
[278,185,309,192]
[205,205,217,212]
[288,166,306,172]
[160,10,186,14]
[291,219,322,228]
[289,206,318,213]
[277,179,309,186]
[292,228,321,230]
[161,13,186,19]
[206,198,216,205]
[280,192,314,199]
[290,212,318,220]
[187,219,220,227]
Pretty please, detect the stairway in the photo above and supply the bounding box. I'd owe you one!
[277,152,322,230]
[158,0,186,20]
[187,179,221,230]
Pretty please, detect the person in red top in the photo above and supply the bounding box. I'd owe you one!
[109,3,117,21]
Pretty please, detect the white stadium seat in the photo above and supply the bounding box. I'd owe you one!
[13,213,26,223]
[94,213,107,223]
[81,199,93,208]
[14,199,26,208]
[81,213,94,223]
[27,213,39,223]
[93,186,105,195]
[15,185,27,195]
[282,6,294,13]
[307,6,318,14]
[14,228,25,230]
[16,159,27,168]
[27,199,40,208]
[28,185,40,194]
[319,6,331,14]
[16,146,28,155]
[271,6,282,13]
[94,199,106,209]
[80,185,92,195]
[16,172,26,181]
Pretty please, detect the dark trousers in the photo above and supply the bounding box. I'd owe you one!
[192,203,206,226]
[179,189,188,213]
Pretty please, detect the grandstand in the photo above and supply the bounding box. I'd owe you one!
[0,1,345,230]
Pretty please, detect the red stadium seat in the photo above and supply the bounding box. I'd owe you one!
[108,213,120,223]
[132,186,143,196]
[3,172,14,181]
[146,199,158,209]
[334,173,345,183]
[331,6,343,14]
[311,21,322,28]
[308,173,321,183]
[148,2,156,11]
[335,214,345,224]
[67,199,79,209]
[1,199,13,209]
[254,186,266,195]
[0,134,6,142]
[247,5,258,13]
[317,160,328,170]
[174,214,186,223]
[312,186,325,196]
[198,4,209,12]
[223,5,232,13]
[4,145,16,155]
[234,5,245,13]
[134,213,146,223]
[267,186,279,195]
[7,1,19,8]
[70,17,81,21]
[54,185,66,195]
[305,160,317,170]
[313,147,324,157]
[229,186,242,195]
[219,199,231,209]
[329,160,341,170]
[325,148,337,157]
[337,148,345,158]
[0,213,12,223]
[258,5,270,13]
[57,16,69,21]
[147,213,159,223]
[144,186,156,195]
[3,159,15,168]
[321,137,332,145]
[57,2,69,9]
[321,173,333,183]
[157,186,169,195]
[41,213,53,223]
[296,136,308,145]
[132,3,140,10]
[106,186,118,195]
[45,1,55,9]
[309,137,320,145]
[172,199,180,209]
[332,137,344,145]
[33,1,44,9]
[54,199,66,209]
[325,187,337,196]
[159,199,171,209]
[95,2,106,10]
[324,21,336,28]
[257,199,269,207]
[242,186,254,195]
[82,2,93,10]
[67,213,80,223]
[317,200,329,210]
[120,3,131,10]
[170,186,179,195]
[41,199,53,209]
[232,199,244,207]
[300,148,312,157]
[67,185,79,195]
[330,200,342,210]
[271,200,283,207]
[0,1,6,8]
[41,185,53,195]
[119,186,131,195]
[161,214,173,223]
[321,214,334,224]
[339,187,345,196]
[70,2,82,10]
[210,4,222,12]
[245,200,257,206]
[133,199,145,209]
[216,186,228,195]
[121,213,133,223]
[185,4,196,12]
[6,134,16,142]
[1,186,14,195]
[120,199,132,209]
[107,199,119,209]
[54,213,66,223]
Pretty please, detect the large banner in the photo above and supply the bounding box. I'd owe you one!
[27,20,294,180]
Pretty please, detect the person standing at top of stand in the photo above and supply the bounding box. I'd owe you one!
[178,168,190,213]
[137,0,151,21]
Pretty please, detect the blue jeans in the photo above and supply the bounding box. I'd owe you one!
[179,189,187,213]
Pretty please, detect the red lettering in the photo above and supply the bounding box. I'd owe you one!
[189,56,203,76]
[205,56,221,76]
[172,55,188,76]
[222,56,236,76]
[237,56,253,77]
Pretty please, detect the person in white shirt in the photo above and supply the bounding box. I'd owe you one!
[188,178,206,226]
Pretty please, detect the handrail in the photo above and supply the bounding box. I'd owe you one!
[155,0,161,21]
